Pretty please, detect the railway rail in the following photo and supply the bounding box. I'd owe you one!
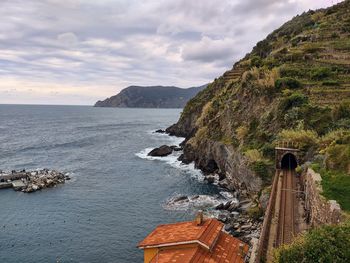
[256,168,301,262]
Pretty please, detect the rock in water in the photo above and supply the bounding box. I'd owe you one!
[170,145,183,151]
[215,203,224,210]
[173,195,189,202]
[148,145,173,157]
[204,176,215,184]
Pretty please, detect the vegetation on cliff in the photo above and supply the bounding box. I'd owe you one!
[168,1,350,202]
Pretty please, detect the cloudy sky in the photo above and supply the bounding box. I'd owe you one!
[0,0,342,105]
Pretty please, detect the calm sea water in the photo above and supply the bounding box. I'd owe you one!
[0,105,222,263]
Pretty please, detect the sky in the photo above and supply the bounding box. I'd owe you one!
[0,0,343,105]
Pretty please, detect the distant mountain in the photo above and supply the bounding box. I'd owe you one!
[94,85,207,108]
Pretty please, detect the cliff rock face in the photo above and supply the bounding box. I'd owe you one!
[94,85,207,108]
[167,1,350,195]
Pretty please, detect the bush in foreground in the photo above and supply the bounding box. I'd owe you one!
[273,222,350,263]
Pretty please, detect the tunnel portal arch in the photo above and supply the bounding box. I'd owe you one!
[275,146,301,170]
[281,153,298,170]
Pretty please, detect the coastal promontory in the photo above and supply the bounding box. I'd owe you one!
[94,85,206,108]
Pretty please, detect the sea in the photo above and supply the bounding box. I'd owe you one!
[0,105,234,263]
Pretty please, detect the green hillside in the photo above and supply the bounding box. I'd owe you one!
[167,1,350,208]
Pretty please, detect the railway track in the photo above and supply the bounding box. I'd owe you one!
[261,169,300,262]
[255,151,305,262]
[276,169,296,246]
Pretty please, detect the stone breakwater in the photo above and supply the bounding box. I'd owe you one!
[0,169,70,193]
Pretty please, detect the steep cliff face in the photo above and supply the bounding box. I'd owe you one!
[168,1,350,195]
[95,85,206,108]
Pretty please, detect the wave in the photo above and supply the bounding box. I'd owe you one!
[135,147,204,181]
[163,192,238,214]
[163,194,222,211]
[135,131,237,216]
[146,130,185,145]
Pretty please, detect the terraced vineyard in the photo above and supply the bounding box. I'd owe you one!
[170,1,350,198]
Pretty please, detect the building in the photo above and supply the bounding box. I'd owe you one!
[138,212,248,263]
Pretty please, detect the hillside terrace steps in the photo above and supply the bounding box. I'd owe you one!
[223,66,248,82]
[309,89,350,105]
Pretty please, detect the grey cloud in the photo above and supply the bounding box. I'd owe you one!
[0,0,336,105]
[181,36,237,63]
[57,32,78,46]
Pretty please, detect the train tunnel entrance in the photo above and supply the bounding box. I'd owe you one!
[281,153,298,170]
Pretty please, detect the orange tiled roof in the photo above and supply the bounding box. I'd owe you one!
[138,219,223,249]
[149,231,248,263]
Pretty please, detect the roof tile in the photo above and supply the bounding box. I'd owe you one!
[138,219,223,249]
[148,231,248,263]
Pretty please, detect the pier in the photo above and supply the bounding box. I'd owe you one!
[0,171,29,190]
[0,169,69,193]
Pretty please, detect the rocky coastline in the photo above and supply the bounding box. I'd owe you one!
[164,192,263,245]
[0,169,70,193]
[148,130,264,253]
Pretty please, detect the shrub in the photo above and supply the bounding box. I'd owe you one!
[236,126,249,142]
[311,67,332,80]
[250,67,260,79]
[263,57,279,69]
[325,144,350,173]
[276,129,319,151]
[248,206,263,220]
[242,71,252,84]
[245,149,264,162]
[253,40,272,58]
[275,77,301,90]
[250,56,263,68]
[279,93,309,111]
[331,32,339,39]
[332,102,350,120]
[190,126,208,146]
[252,160,272,182]
[295,165,303,174]
[280,67,303,78]
[273,222,350,263]
[321,129,350,147]
[257,68,280,91]
[300,104,333,135]
[196,101,213,127]
[261,143,275,159]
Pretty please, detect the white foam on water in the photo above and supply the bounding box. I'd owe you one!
[220,191,238,201]
[163,192,238,214]
[136,131,237,216]
[147,130,185,145]
[65,172,77,183]
[163,194,225,211]
[136,148,204,181]
[135,131,204,181]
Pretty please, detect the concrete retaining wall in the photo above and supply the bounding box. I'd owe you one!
[303,168,342,226]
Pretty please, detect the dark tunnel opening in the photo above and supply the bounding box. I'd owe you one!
[281,153,298,170]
